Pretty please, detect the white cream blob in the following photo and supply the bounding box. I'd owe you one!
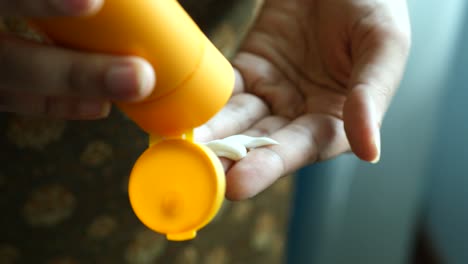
[204,135,279,161]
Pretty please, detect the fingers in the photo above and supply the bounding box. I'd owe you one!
[213,115,290,173]
[225,114,349,200]
[0,35,155,102]
[0,0,104,17]
[232,68,245,95]
[343,86,381,163]
[344,17,411,163]
[242,116,290,137]
[0,90,110,119]
[234,52,305,118]
[194,92,269,142]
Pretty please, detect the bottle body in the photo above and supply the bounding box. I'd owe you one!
[31,0,232,240]
[32,0,234,136]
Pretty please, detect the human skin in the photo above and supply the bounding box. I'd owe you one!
[194,0,411,200]
[0,0,155,119]
[0,0,411,200]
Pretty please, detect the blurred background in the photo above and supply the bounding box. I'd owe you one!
[288,0,468,263]
[1,0,468,263]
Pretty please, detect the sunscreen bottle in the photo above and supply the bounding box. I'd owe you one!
[32,0,234,241]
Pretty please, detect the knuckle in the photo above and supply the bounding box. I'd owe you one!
[66,60,99,97]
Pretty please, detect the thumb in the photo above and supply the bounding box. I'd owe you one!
[344,23,411,163]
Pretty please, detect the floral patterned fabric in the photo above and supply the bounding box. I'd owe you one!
[0,1,293,263]
[0,113,292,264]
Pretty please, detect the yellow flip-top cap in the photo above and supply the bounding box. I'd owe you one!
[30,0,232,241]
[128,139,225,241]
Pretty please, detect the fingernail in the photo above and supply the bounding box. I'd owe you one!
[51,0,103,16]
[371,128,381,164]
[105,60,155,102]
[78,101,111,118]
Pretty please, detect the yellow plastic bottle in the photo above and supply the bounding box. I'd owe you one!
[31,0,234,241]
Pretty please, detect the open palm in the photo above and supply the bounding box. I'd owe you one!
[195,0,411,200]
